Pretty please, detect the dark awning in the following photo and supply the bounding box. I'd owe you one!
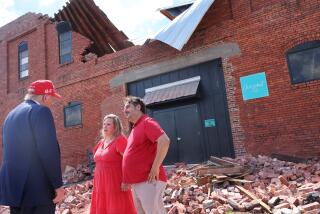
[143,76,200,105]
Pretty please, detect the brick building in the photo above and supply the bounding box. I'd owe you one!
[0,0,319,169]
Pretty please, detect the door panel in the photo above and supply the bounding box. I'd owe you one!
[153,110,178,165]
[175,104,204,163]
[153,104,204,164]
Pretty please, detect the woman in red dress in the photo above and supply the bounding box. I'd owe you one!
[90,114,136,214]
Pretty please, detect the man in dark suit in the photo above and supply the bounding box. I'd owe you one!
[0,80,65,214]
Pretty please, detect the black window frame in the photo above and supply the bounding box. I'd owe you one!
[18,41,29,79]
[286,40,320,84]
[56,21,72,65]
[64,101,82,128]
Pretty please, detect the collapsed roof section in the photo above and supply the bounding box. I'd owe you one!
[53,0,134,57]
[152,0,215,51]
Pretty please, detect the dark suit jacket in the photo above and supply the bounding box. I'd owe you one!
[0,99,62,207]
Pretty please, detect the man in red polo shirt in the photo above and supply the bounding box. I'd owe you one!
[122,96,170,214]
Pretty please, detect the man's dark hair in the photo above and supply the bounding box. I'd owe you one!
[124,96,146,114]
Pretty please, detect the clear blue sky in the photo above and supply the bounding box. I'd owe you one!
[0,0,187,44]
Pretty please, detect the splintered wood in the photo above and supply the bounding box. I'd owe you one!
[2,155,318,213]
[164,155,320,214]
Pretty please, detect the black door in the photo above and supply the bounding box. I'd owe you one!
[153,104,204,164]
[127,59,235,161]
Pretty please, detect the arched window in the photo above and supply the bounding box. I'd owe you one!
[286,41,320,84]
[56,21,72,64]
[18,41,28,78]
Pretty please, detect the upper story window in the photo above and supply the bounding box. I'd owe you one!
[56,21,72,64]
[64,101,82,128]
[286,40,320,84]
[18,41,28,79]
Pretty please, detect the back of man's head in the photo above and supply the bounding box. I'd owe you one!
[25,80,62,101]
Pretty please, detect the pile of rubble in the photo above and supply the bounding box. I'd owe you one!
[62,163,93,184]
[56,181,93,214]
[164,155,320,214]
[1,154,319,214]
[56,163,94,214]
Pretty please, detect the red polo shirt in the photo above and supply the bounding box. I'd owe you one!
[122,115,167,184]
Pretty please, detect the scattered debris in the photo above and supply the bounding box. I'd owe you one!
[63,163,93,185]
[163,155,320,214]
[1,154,319,214]
[56,180,93,214]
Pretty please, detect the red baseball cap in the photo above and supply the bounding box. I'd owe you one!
[29,80,62,99]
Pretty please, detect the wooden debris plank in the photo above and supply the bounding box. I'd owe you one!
[196,175,212,186]
[228,178,254,183]
[211,179,226,184]
[213,174,228,179]
[188,164,207,173]
[207,160,223,166]
[236,185,272,213]
[197,166,243,176]
[210,156,240,166]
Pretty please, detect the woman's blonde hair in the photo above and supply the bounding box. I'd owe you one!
[101,114,123,139]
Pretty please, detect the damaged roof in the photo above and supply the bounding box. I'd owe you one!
[53,0,134,56]
[152,0,215,51]
[159,0,194,20]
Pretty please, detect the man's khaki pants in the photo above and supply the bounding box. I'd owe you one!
[132,181,166,214]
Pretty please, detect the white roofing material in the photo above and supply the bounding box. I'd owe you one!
[153,0,215,51]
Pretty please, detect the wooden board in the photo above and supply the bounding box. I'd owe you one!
[210,156,240,166]
[236,185,272,213]
[197,166,243,176]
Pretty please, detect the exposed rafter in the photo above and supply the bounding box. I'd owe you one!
[53,0,133,56]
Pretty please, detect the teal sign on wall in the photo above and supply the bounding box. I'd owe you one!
[204,119,216,128]
[240,72,269,101]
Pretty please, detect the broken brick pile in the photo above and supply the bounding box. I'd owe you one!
[1,155,319,214]
[62,164,93,184]
[164,155,320,214]
[56,163,94,214]
[56,180,93,214]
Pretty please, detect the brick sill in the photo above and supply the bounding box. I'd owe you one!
[59,60,74,68]
[291,79,320,90]
[64,124,83,130]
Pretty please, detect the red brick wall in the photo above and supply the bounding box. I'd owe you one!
[1,0,320,169]
[226,0,320,157]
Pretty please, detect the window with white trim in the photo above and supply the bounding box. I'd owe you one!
[56,21,72,64]
[18,41,28,79]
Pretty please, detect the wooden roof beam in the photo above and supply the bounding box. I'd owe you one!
[54,10,63,21]
[60,6,77,31]
[69,0,112,54]
[77,0,122,51]
[56,4,102,55]
[84,0,133,48]
[64,3,87,39]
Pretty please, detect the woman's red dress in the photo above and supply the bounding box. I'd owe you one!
[90,135,136,214]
